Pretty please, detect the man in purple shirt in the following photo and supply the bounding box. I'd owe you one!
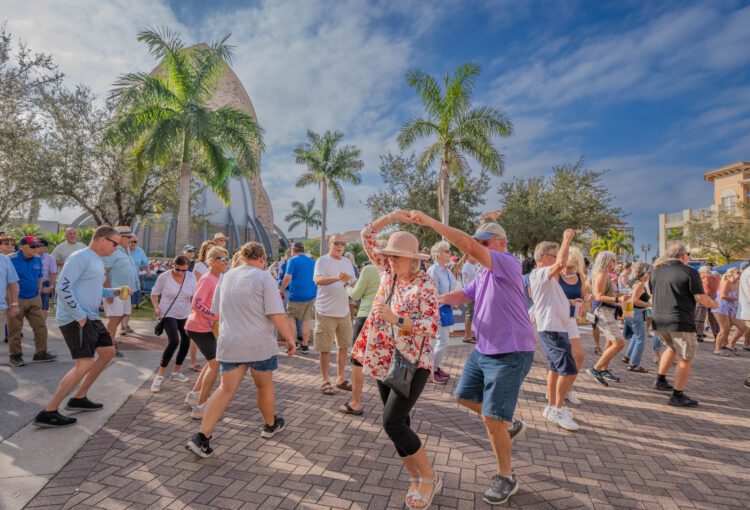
[405,211,535,507]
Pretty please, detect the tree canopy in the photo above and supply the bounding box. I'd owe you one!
[682,205,750,263]
[366,152,490,247]
[497,158,625,256]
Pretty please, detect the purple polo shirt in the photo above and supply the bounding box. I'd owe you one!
[463,250,536,355]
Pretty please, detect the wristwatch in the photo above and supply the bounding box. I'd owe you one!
[397,316,405,327]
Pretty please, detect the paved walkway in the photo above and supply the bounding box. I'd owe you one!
[24,331,750,509]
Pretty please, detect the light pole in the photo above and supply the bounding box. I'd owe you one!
[641,243,652,262]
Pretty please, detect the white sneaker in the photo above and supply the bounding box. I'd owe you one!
[565,391,582,405]
[554,407,580,431]
[185,391,199,407]
[170,372,189,383]
[543,405,552,419]
[151,376,165,393]
[191,404,204,420]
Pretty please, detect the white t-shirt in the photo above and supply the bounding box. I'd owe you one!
[529,266,570,333]
[51,241,87,265]
[212,265,285,363]
[151,270,197,319]
[193,261,209,279]
[738,266,750,321]
[314,254,356,317]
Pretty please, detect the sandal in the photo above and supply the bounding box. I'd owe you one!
[321,381,335,395]
[627,365,648,373]
[621,356,630,364]
[594,347,602,355]
[189,364,202,372]
[338,402,363,416]
[724,347,740,356]
[713,350,731,357]
[335,380,353,391]
[407,474,442,509]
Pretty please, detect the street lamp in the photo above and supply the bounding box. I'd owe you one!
[641,243,652,262]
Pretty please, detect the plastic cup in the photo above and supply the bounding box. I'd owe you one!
[119,286,131,301]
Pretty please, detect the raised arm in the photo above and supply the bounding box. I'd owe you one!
[406,211,493,270]
[361,211,412,272]
[546,229,576,279]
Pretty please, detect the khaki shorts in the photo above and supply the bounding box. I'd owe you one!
[287,299,316,321]
[103,296,132,317]
[314,314,353,352]
[594,307,621,341]
[657,331,698,359]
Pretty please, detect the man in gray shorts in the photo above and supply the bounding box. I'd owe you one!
[279,242,316,354]
[651,242,718,407]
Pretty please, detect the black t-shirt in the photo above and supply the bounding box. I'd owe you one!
[651,260,705,332]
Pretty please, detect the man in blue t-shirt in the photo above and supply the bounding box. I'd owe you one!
[280,242,317,353]
[7,236,56,366]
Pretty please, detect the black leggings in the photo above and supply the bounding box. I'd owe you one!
[376,368,430,457]
[160,317,190,368]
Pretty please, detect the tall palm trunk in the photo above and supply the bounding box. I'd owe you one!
[304,224,309,239]
[320,180,328,256]
[438,157,451,225]
[175,134,191,253]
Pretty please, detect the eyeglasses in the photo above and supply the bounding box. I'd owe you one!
[332,241,346,247]
[130,240,138,244]
[0,241,13,246]
[216,257,230,262]
[104,237,119,248]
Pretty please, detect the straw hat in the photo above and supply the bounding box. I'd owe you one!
[375,231,430,260]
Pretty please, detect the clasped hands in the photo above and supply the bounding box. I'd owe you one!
[387,210,434,226]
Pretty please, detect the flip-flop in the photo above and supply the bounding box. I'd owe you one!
[628,365,648,373]
[321,381,335,395]
[188,364,202,372]
[338,402,363,416]
[335,380,353,391]
[713,351,731,357]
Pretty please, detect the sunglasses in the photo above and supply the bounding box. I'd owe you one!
[105,237,119,248]
[216,257,230,262]
[29,243,42,248]
[130,240,138,243]
[332,241,346,247]
[174,268,188,272]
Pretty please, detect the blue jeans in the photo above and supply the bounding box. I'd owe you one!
[624,309,647,366]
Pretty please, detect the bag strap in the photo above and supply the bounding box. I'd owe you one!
[160,271,186,319]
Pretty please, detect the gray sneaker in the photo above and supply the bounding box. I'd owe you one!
[507,420,525,442]
[483,473,518,505]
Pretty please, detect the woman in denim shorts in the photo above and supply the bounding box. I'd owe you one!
[185,243,297,459]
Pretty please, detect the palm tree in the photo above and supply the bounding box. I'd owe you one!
[284,198,322,239]
[398,62,513,225]
[107,26,264,250]
[590,228,635,259]
[294,130,363,255]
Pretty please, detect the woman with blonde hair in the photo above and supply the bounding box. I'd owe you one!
[351,210,441,509]
[192,241,216,281]
[186,242,297,458]
[621,262,653,372]
[557,246,586,405]
[184,246,229,419]
[587,251,628,386]
[427,240,457,384]
[713,268,746,356]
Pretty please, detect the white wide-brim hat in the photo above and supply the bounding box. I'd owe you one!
[375,231,431,260]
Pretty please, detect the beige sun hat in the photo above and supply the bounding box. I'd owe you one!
[375,231,431,260]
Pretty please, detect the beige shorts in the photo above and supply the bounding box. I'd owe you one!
[657,331,698,359]
[103,297,132,317]
[594,307,621,341]
[287,299,316,321]
[314,314,353,353]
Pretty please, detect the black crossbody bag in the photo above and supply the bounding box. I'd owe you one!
[154,272,186,336]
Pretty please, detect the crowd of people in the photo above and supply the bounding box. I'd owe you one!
[1,212,749,508]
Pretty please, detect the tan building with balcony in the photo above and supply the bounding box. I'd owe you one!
[658,161,750,256]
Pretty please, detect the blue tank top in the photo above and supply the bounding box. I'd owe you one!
[559,273,582,317]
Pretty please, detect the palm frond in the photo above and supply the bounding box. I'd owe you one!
[295,172,322,188]
[444,62,480,118]
[416,143,442,172]
[397,118,440,150]
[329,179,345,208]
[456,105,513,137]
[406,69,443,118]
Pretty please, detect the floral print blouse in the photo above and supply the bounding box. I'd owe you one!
[351,225,439,381]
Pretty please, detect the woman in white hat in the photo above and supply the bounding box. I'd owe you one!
[350,210,441,509]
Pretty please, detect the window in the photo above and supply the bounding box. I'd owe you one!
[720,189,737,212]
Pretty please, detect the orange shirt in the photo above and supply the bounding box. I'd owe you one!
[702,274,719,297]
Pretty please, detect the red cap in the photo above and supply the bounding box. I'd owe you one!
[19,236,42,246]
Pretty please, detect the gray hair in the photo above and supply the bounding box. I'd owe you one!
[430,241,451,261]
[630,262,652,282]
[567,246,585,276]
[534,241,559,264]
[666,242,687,259]
[593,251,616,275]
[92,225,117,241]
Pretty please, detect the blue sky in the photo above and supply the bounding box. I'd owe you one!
[5,0,750,255]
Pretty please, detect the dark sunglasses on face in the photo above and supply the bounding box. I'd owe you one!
[29,243,42,248]
[174,268,188,273]
[332,241,346,247]
[105,237,119,248]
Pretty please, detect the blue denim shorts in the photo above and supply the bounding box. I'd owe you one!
[455,349,534,422]
[219,356,278,375]
[538,331,578,376]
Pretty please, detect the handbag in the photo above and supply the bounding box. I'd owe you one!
[383,278,427,399]
[439,305,455,327]
[154,272,186,336]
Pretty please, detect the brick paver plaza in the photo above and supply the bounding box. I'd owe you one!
[26,333,750,509]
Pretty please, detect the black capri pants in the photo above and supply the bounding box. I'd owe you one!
[186,330,217,361]
[160,317,190,368]
[376,368,430,457]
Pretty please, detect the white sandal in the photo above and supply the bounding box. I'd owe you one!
[407,474,442,509]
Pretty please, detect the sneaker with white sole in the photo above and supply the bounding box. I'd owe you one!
[191,404,204,420]
[151,375,165,392]
[185,391,199,407]
[542,405,552,419]
[552,407,580,431]
[169,372,189,383]
[565,391,582,405]
[261,416,286,438]
[185,432,213,458]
